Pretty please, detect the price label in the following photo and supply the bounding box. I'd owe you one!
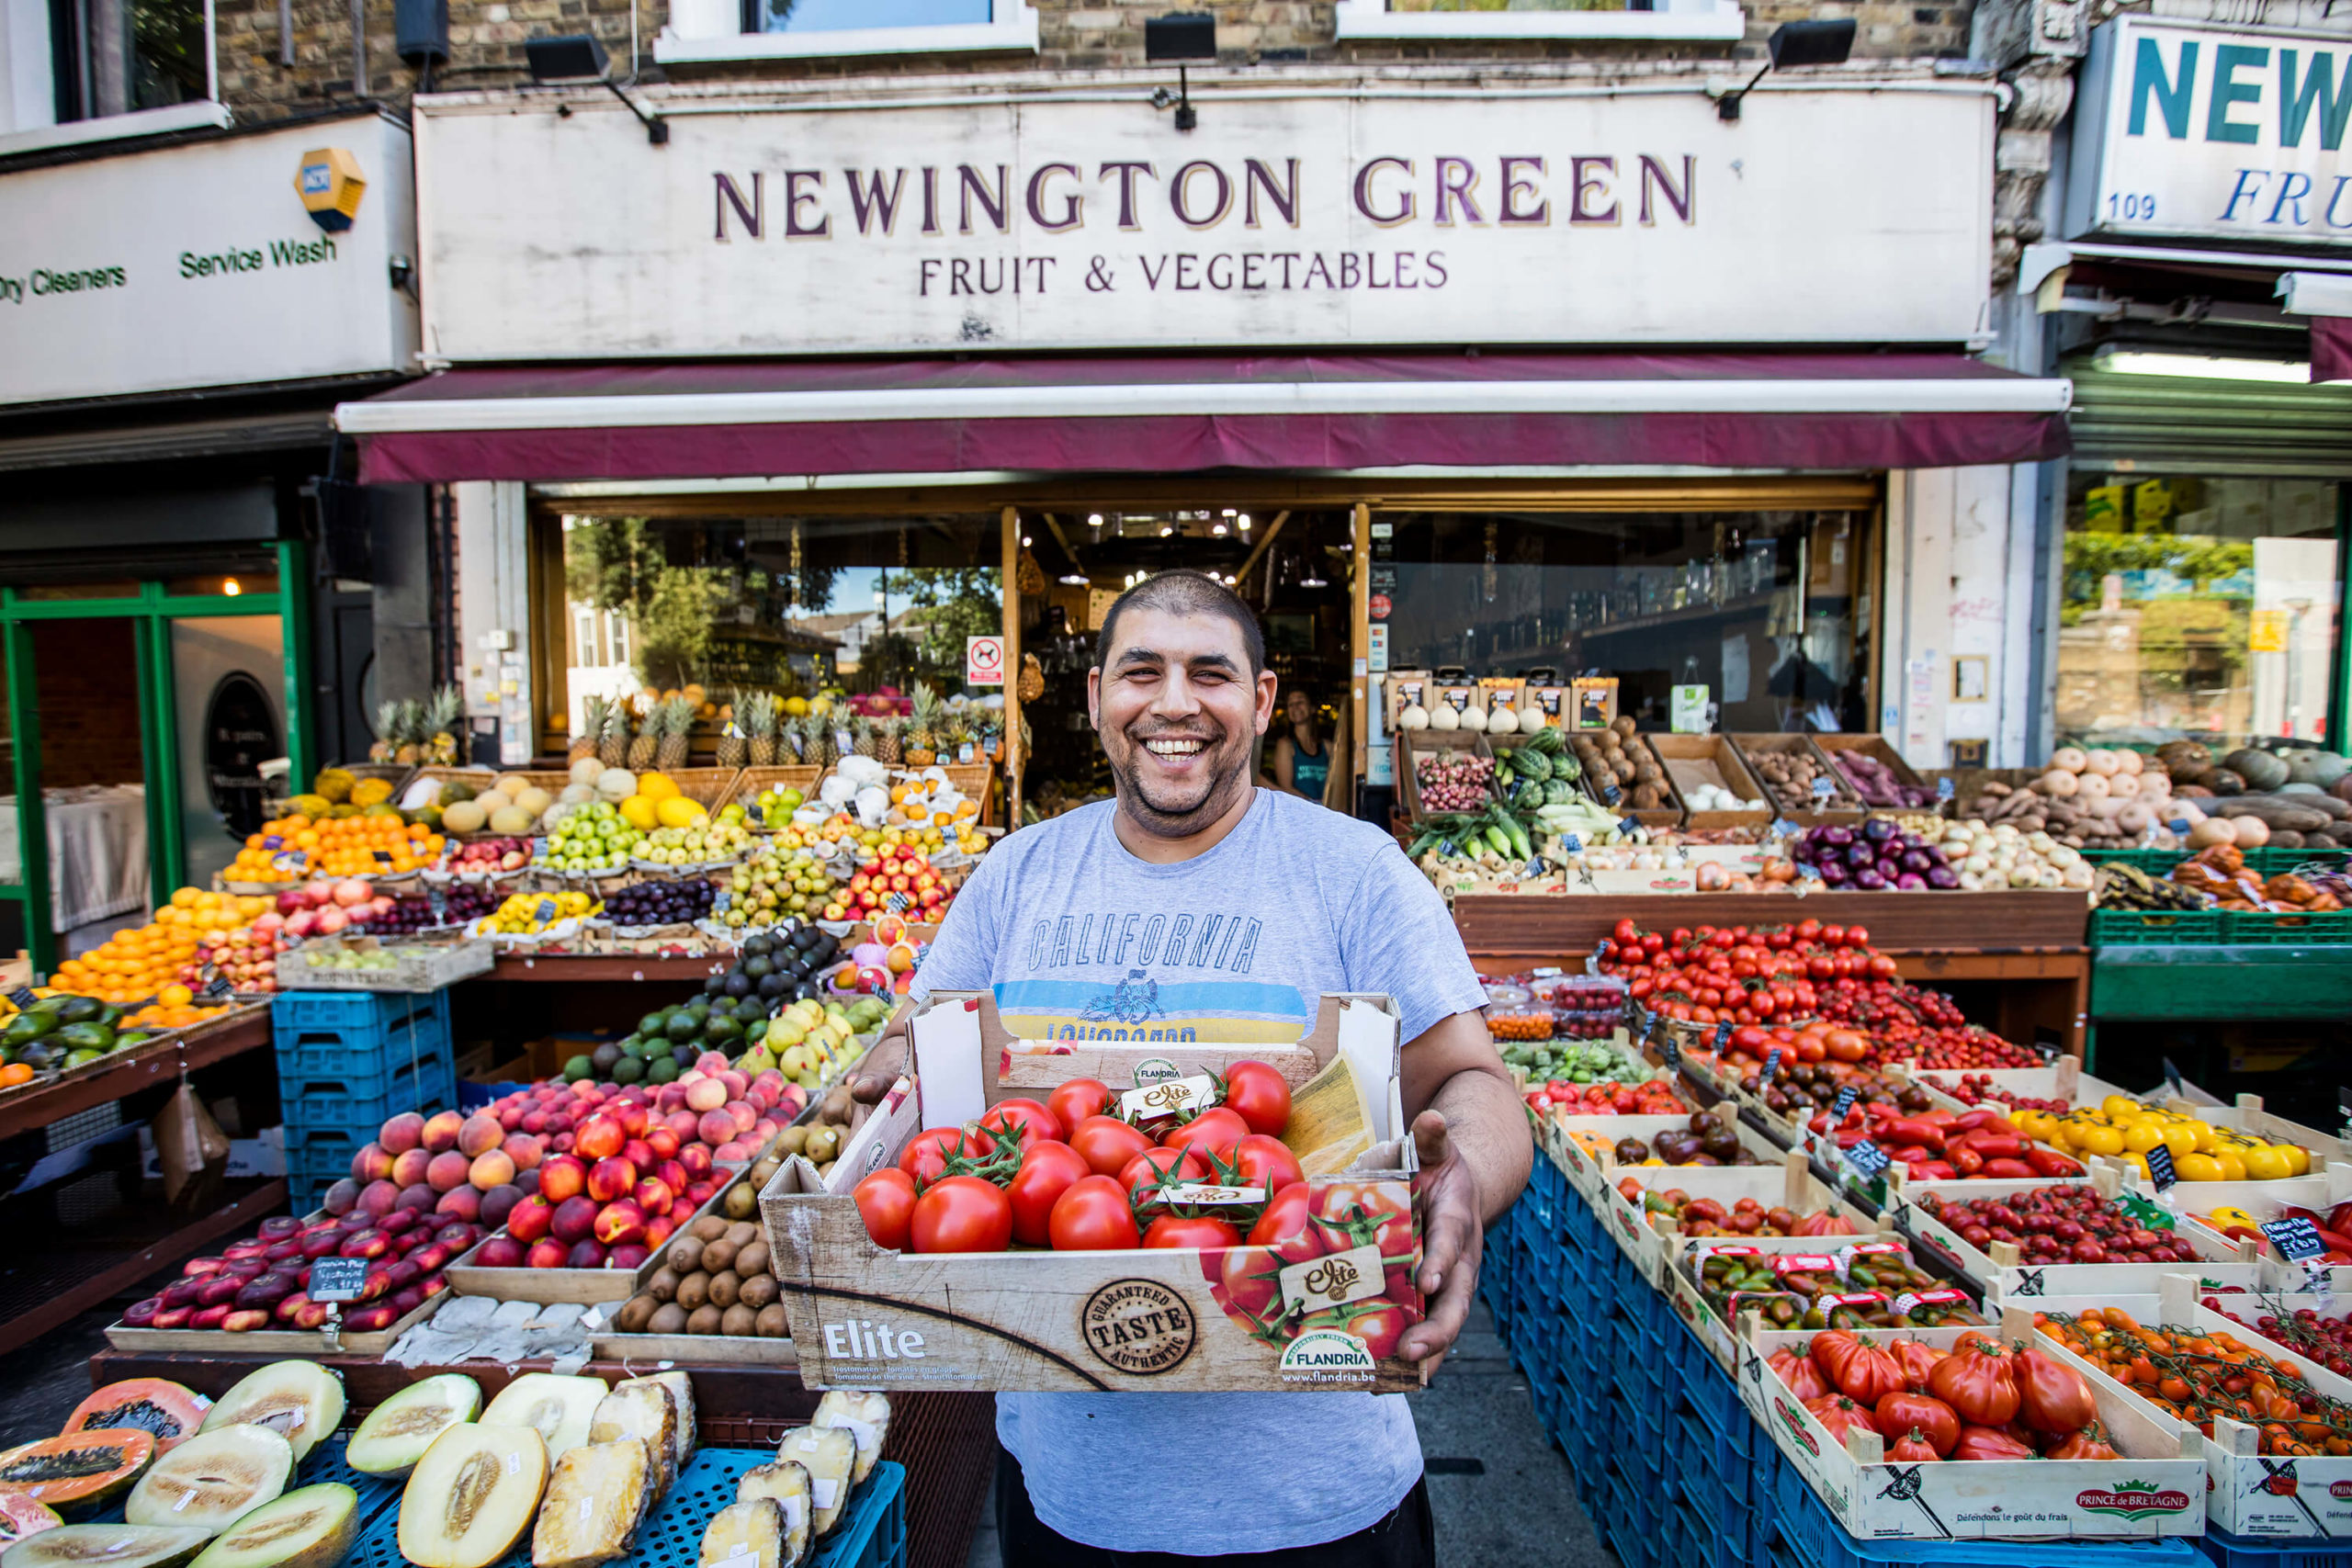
[1619,817,1642,840]
[1831,1085,1860,1121]
[427,886,448,920]
[2338,1087,2351,1142]
[1602,781,1623,806]
[1811,776,1835,800]
[1769,818,1796,840]
[6,987,36,1010]
[2144,1141,2177,1192]
[306,1257,369,1303]
[1761,1047,1784,1084]
[2169,818,2190,836]
[1658,1028,1682,1067]
[201,976,234,1001]
[373,850,393,865]
[1644,1012,1662,1045]
[1842,1139,1891,1180]
[1713,1020,1733,1055]
[1935,777,1955,803]
[1561,834,1582,854]
[2263,1217,2326,1262]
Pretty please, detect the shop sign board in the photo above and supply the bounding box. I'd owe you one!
[0,113,419,406]
[2066,14,2352,246]
[413,84,1994,360]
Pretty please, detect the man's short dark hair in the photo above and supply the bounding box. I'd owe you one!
[1092,570,1266,676]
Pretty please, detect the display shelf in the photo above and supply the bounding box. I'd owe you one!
[1452,891,2089,960]
[490,952,734,982]
[0,1005,273,1141]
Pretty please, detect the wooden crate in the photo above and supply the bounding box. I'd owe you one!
[720,765,821,813]
[1643,734,1771,831]
[444,1225,666,1304]
[1394,730,1492,823]
[1727,733,1865,824]
[1813,732,1934,813]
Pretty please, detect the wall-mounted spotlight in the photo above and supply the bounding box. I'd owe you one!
[1714,19,1854,122]
[1145,13,1216,132]
[526,33,667,145]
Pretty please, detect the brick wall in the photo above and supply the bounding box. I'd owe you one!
[30,621,144,791]
[211,0,1973,123]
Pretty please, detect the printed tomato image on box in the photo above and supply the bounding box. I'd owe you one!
[760,992,1427,1392]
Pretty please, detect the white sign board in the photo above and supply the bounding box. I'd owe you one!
[2066,15,2352,245]
[0,113,419,405]
[413,85,1993,360]
[966,636,1005,687]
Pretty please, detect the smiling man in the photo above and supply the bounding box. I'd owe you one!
[854,569,1529,1565]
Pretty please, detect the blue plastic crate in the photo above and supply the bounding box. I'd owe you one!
[1750,1445,1780,1553]
[2194,1528,2352,1568]
[1682,1330,1754,1454]
[349,1450,902,1568]
[1772,1448,2201,1568]
[283,1055,457,1131]
[273,988,451,1057]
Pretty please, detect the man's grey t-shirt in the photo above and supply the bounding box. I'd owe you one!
[909,789,1487,1555]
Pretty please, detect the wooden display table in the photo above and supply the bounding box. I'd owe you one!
[0,1005,273,1141]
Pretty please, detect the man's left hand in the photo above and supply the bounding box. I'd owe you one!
[1398,1108,1483,1364]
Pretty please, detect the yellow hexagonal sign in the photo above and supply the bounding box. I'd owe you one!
[295,147,367,233]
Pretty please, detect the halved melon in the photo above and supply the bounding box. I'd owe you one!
[0,1524,209,1568]
[186,1484,356,1568]
[773,1428,853,1540]
[0,1497,61,1551]
[529,1440,649,1568]
[395,1425,548,1568]
[196,1366,343,1465]
[0,1432,155,1514]
[64,1383,209,1456]
[477,1377,603,1464]
[123,1427,291,1536]
[346,1376,481,1479]
[810,1392,888,1487]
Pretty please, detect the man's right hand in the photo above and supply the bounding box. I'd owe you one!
[849,998,916,1108]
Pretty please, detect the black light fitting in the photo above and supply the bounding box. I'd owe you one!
[1145,13,1216,132]
[1715,18,1856,121]
[526,33,668,145]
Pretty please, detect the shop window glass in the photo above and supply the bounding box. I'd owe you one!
[165,571,277,599]
[1380,510,1872,733]
[48,0,209,121]
[17,581,139,601]
[2057,476,2341,748]
[758,0,988,31]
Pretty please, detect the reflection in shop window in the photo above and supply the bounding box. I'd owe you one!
[759,0,988,31]
[2057,476,2341,748]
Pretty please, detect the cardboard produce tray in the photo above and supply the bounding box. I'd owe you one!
[763,992,1425,1393]
[1813,731,1935,812]
[1736,1309,2208,1540]
[1664,1226,1959,1371]
[1644,733,1772,831]
[1887,1167,2245,1292]
[1395,730,1494,824]
[1537,1101,1790,1204]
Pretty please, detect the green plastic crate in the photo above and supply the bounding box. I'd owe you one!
[2081,848,2187,874]
[2222,908,2352,946]
[2245,846,2351,876]
[2088,908,2225,945]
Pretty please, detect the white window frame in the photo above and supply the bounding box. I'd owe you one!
[1333,0,1745,43]
[0,0,225,150]
[656,0,1037,65]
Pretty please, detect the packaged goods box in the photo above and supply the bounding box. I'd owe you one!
[763,993,1425,1393]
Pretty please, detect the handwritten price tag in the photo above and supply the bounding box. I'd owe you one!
[1842,1139,1891,1180]
[2144,1142,2177,1192]
[1761,1047,1784,1084]
[2263,1217,2326,1262]
[1831,1085,1860,1121]
[307,1257,368,1303]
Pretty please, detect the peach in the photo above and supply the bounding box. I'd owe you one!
[322,1179,361,1216]
[664,1110,701,1143]
[588,1156,639,1203]
[351,1143,396,1184]
[669,1196,698,1224]
[506,1194,555,1243]
[714,1141,750,1161]
[526,1238,571,1269]
[724,1100,757,1134]
[515,1168,541,1198]
[379,1111,426,1155]
[644,1126,681,1161]
[574,1116,626,1161]
[565,1239,607,1269]
[421,1109,466,1154]
[435,1186,481,1224]
[520,1110,548,1134]
[606,1244,650,1270]
[633,1175,674,1214]
[685,1179,719,1205]
[425,1150,473,1193]
[684,1077,729,1114]
[695,1051,730,1075]
[616,1103,650,1138]
[359,1179,401,1217]
[481,1185,524,1231]
[390,1147,432,1190]
[643,1214,677,1252]
[458,1112,505,1159]
[469,1149,517,1190]
[657,1158,688,1195]
[396,1183,438,1213]
[697,1109,738,1147]
[497,1106,524,1132]
[679,1145,714,1179]
[550,1195,600,1246]
[502,1133,543,1171]
[719,1069,749,1100]
[620,1138,656,1172]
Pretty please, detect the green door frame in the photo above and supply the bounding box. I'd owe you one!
[0,539,313,975]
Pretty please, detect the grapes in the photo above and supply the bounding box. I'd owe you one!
[605,877,717,927]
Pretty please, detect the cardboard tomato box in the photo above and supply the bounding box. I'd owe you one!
[1597,1151,1875,1284]
[1734,1309,2207,1540]
[1887,1167,2243,1292]
[760,992,1426,1393]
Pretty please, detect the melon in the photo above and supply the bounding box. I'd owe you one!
[346,1374,481,1479]
[471,790,514,817]
[2223,748,2290,792]
[0,1497,60,1551]
[395,1426,548,1568]
[124,1427,292,1535]
[478,1376,605,1463]
[440,800,489,835]
[584,1384,676,1499]
[594,770,637,801]
[569,760,604,787]
[185,1484,357,1568]
[0,1431,155,1513]
[493,775,537,797]
[197,1363,344,1464]
[64,1382,209,1455]
[0,1526,210,1568]
[487,807,537,836]
[512,788,553,819]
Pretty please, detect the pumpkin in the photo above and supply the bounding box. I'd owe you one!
[2224,748,2290,792]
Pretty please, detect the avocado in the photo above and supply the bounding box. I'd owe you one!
[724,973,753,999]
[591,1043,621,1075]
[757,973,787,1000]
[5,1010,57,1045]
[704,1015,742,1045]
[611,1054,645,1084]
[664,1010,701,1043]
[563,1054,594,1082]
[742,933,774,958]
[638,1011,670,1038]
[742,955,773,981]
[705,975,727,996]
[56,1021,117,1053]
[648,1055,679,1084]
[49,996,103,1026]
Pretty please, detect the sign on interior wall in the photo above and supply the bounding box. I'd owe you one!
[413,85,1995,360]
[2067,15,2352,245]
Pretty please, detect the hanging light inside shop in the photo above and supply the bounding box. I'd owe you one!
[1023,535,1034,546]
[1212,523,1227,536]
[1237,513,1252,532]
[222,578,243,596]
[1060,572,1089,585]
[1299,555,1328,589]
[1088,513,1104,529]
[1160,525,1174,536]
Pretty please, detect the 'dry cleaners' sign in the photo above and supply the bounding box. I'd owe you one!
[2069,14,2352,245]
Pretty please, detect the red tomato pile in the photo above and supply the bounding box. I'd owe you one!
[1922,1073,2072,1113]
[1526,1078,1688,1116]
[1807,1103,2085,1183]
[1907,1029,2042,1071]
[2205,1297,2352,1380]
[1917,1184,2199,1265]
[1768,1327,2117,1461]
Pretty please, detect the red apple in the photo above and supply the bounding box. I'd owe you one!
[549,1195,600,1247]
[525,1238,571,1269]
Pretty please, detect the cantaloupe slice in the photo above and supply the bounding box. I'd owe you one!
[196,1365,343,1464]
[583,1386,675,1501]
[347,1376,481,1479]
[731,1463,809,1568]
[529,1440,650,1568]
[1,1526,210,1568]
[478,1377,604,1464]
[810,1393,888,1487]
[123,1427,292,1536]
[396,1426,548,1568]
[185,1484,356,1568]
[773,1428,854,1540]
[697,1500,785,1568]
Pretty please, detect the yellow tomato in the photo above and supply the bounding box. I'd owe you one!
[2212,1150,2248,1181]
[2186,1120,2220,1154]
[2241,1145,2294,1181]
[2073,1123,2126,1157]
[2209,1205,2259,1231]
[2123,1122,2166,1155]
[2280,1143,2312,1176]
[2100,1095,2142,1120]
[2176,1151,2225,1182]
[2116,1150,2151,1181]
[2158,1123,2199,1158]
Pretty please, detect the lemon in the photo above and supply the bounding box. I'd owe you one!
[2117,1150,2151,1181]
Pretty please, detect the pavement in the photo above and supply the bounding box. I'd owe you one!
[965,1298,1616,1568]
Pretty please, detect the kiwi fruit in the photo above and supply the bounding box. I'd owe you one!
[615,1294,657,1332]
[720,1305,758,1337]
[666,1237,705,1273]
[736,1243,770,1278]
[676,1273,712,1312]
[647,1268,682,1303]
[690,1215,729,1242]
[755,1304,788,1337]
[708,1271,741,1309]
[725,1222,761,1248]
[701,1238,740,1274]
[740,1275,779,1310]
[687,1305,724,1335]
[650,1303,688,1335]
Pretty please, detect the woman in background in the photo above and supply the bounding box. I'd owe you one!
[1271,687,1333,807]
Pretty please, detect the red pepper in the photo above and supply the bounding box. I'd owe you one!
[2021,1146,2083,1179]
[1951,1110,1999,1134]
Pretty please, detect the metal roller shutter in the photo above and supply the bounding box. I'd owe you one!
[2066,359,2352,478]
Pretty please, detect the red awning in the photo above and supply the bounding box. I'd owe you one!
[338,352,2072,484]
[2313,319,2352,384]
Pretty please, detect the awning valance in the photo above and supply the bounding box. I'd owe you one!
[337,352,2073,485]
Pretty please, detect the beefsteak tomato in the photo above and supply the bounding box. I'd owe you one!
[2015,1348,2098,1436]
[1873,1392,1960,1457]
[1927,1332,2022,1427]
[1949,1425,2037,1461]
[2042,1420,2119,1461]
[1804,1394,1882,1447]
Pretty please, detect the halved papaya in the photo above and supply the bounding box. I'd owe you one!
[0,1430,155,1513]
[64,1382,209,1455]
[0,1495,60,1551]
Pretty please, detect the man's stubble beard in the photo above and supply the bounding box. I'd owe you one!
[1102,721,1255,839]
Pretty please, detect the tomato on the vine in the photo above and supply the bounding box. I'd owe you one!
[1248,1181,1324,1264]
[1046,1174,1140,1250]
[1046,1078,1114,1136]
[1219,1245,1281,1318]
[909,1175,1013,1253]
[853,1168,918,1250]
[899,1126,978,1183]
[1221,1061,1293,1137]
[978,1098,1063,1148]
[1121,1146,1210,1212]
[1227,1134,1304,1194]
[1069,1115,1154,1179]
[1143,1214,1241,1249]
[1003,1139,1091,1246]
[1161,1107,1249,1161]
[1314,1179,1413,1258]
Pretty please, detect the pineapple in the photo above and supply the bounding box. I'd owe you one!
[424,686,465,765]
[390,699,426,765]
[573,695,610,765]
[940,710,973,765]
[903,684,939,768]
[800,711,835,769]
[368,700,402,764]
[655,696,694,772]
[598,700,631,769]
[851,714,878,761]
[743,694,779,767]
[714,690,749,771]
[628,699,660,773]
[874,715,903,767]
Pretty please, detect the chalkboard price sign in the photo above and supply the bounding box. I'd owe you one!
[2262,1217,2326,1263]
[1843,1140,1891,1180]
[1831,1085,1860,1122]
[2145,1142,2177,1192]
[307,1257,369,1304]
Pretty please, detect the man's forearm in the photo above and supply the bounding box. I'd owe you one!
[1429,1065,1532,1226]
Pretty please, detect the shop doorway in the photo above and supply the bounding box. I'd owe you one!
[0,544,313,971]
